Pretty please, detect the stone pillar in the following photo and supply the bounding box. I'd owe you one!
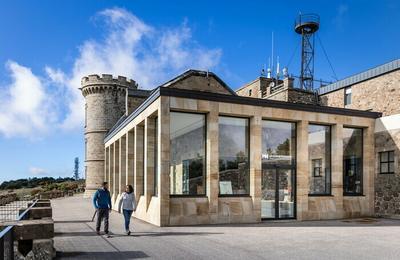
[249,115,262,221]
[113,140,120,204]
[134,124,145,201]
[207,102,219,223]
[105,147,109,182]
[144,117,156,208]
[331,124,344,217]
[127,130,135,186]
[363,125,375,216]
[159,97,170,226]
[119,135,127,194]
[296,120,309,220]
[109,144,114,197]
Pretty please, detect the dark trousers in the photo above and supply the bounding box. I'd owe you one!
[123,209,133,231]
[96,208,109,233]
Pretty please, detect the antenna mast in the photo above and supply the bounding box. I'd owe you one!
[295,13,320,90]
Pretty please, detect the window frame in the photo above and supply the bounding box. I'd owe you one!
[312,158,322,177]
[169,111,207,197]
[218,115,250,197]
[379,150,395,174]
[308,123,332,196]
[344,86,352,106]
[343,127,363,196]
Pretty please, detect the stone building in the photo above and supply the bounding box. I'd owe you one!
[81,58,399,226]
[318,59,400,218]
[81,74,151,197]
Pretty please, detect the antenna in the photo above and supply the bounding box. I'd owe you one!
[276,56,280,79]
[295,13,320,90]
[271,31,274,77]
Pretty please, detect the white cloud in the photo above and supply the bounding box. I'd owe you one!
[29,167,48,176]
[0,61,56,138]
[0,7,222,138]
[49,7,222,131]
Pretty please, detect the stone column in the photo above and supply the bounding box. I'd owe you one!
[331,124,344,217]
[134,124,145,201]
[207,102,219,223]
[144,117,156,209]
[119,135,127,194]
[249,115,262,221]
[363,125,375,216]
[109,144,114,197]
[113,140,120,204]
[105,147,109,182]
[296,120,309,220]
[127,130,135,186]
[159,97,170,226]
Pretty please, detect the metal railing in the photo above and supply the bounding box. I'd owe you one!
[0,199,38,260]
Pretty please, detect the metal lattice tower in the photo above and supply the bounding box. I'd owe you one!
[295,13,320,90]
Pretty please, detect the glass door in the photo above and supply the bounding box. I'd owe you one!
[261,166,295,219]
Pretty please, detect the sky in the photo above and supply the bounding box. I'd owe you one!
[0,0,399,183]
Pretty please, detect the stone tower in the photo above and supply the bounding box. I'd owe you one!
[81,74,137,198]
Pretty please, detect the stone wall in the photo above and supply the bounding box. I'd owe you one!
[0,193,17,206]
[320,69,400,116]
[374,128,400,217]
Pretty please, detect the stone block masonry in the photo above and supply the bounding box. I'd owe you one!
[81,74,149,198]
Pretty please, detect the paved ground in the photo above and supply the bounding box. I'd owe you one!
[53,195,400,259]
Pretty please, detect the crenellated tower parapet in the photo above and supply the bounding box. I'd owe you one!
[81,74,137,197]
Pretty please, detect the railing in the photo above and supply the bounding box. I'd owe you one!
[0,199,38,260]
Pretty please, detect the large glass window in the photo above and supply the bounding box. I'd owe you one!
[308,124,331,195]
[262,120,296,166]
[170,112,206,195]
[261,120,296,219]
[219,116,249,195]
[343,127,363,195]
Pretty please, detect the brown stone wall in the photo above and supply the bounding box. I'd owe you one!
[320,69,400,116]
[236,78,264,98]
[167,75,233,95]
[287,89,318,105]
[374,129,400,217]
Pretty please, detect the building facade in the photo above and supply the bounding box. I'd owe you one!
[318,59,400,218]
[81,70,385,226]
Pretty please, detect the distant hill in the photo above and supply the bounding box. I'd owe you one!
[0,177,77,190]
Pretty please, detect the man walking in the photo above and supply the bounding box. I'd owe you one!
[93,182,112,235]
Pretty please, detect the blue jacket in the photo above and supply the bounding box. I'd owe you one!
[93,188,112,209]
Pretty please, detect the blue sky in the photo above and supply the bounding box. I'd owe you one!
[0,0,399,183]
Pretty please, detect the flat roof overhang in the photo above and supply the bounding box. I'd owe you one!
[104,87,382,143]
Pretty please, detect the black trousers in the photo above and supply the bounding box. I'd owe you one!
[96,208,109,233]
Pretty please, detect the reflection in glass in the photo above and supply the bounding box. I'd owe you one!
[262,120,296,166]
[219,116,249,195]
[343,127,363,195]
[261,169,276,218]
[308,124,331,195]
[170,112,206,195]
[278,169,294,218]
[261,120,296,219]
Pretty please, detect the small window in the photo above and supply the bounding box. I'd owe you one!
[344,87,352,106]
[312,159,322,177]
[380,151,395,174]
[248,89,252,96]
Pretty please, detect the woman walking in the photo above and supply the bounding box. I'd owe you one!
[118,185,136,235]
